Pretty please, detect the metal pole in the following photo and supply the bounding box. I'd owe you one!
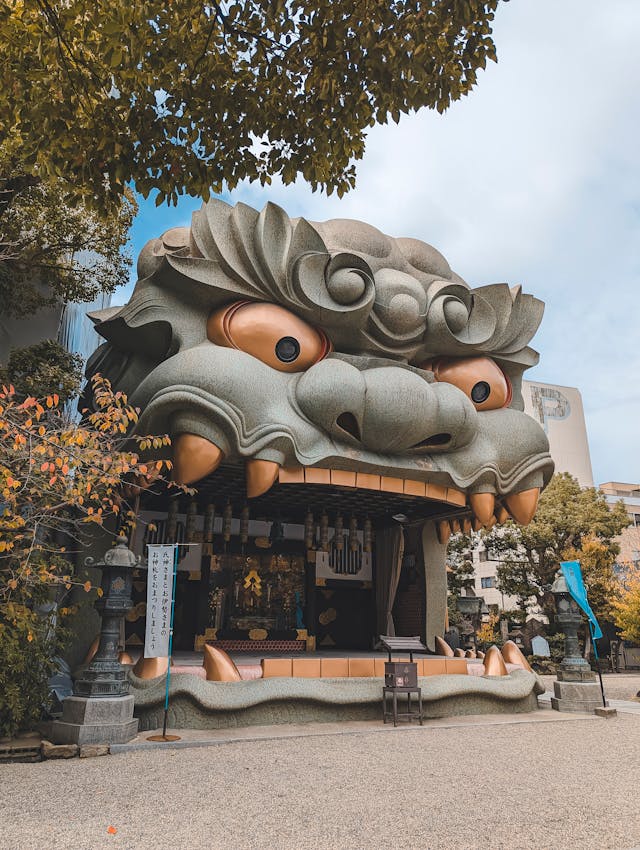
[161,542,180,737]
[589,621,607,708]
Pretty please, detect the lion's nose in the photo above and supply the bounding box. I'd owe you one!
[296,360,476,453]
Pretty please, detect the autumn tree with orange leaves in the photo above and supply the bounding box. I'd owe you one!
[613,562,640,646]
[0,375,176,735]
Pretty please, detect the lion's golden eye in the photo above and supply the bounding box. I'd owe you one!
[207,301,330,372]
[421,356,512,411]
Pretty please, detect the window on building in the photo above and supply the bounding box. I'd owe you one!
[481,576,496,589]
[478,550,488,562]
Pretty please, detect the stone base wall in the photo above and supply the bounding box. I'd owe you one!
[130,670,543,731]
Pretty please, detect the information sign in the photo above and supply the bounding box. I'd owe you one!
[144,544,174,658]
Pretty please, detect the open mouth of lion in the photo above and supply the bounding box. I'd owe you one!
[167,437,544,540]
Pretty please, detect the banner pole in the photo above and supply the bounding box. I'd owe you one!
[589,621,607,708]
[161,542,180,738]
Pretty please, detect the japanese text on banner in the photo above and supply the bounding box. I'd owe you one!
[144,544,175,658]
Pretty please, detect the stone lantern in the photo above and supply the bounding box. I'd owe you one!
[456,592,483,650]
[50,536,141,745]
[549,569,604,713]
[73,535,139,697]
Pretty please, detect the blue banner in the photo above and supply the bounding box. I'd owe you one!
[560,560,603,641]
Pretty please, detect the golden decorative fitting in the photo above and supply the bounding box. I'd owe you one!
[469,492,495,524]
[436,520,451,545]
[202,645,242,681]
[434,635,453,658]
[504,488,540,525]
[246,459,279,498]
[131,656,169,680]
[172,433,223,485]
[496,505,510,524]
[483,645,508,676]
[501,639,533,672]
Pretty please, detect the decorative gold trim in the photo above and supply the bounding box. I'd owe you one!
[278,465,467,506]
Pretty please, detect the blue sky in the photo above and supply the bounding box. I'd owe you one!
[116,0,640,488]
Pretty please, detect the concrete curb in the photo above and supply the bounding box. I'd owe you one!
[110,707,599,754]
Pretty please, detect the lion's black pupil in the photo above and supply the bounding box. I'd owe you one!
[275,336,300,363]
[471,381,490,403]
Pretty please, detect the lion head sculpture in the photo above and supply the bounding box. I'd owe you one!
[86,198,553,531]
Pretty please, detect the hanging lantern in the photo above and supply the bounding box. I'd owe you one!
[223,502,233,542]
[304,510,314,550]
[334,513,344,551]
[320,511,329,552]
[363,517,373,553]
[240,505,250,545]
[204,503,216,543]
[185,499,198,542]
[349,515,358,552]
[166,499,178,542]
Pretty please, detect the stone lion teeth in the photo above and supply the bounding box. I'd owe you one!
[172,434,223,485]
[496,505,510,524]
[434,636,454,657]
[469,492,495,524]
[501,640,533,672]
[246,459,280,498]
[482,645,508,677]
[131,655,169,680]
[450,518,461,534]
[505,487,540,525]
[472,517,484,532]
[484,515,497,530]
[437,520,451,545]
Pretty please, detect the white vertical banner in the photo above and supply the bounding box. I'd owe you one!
[144,544,175,658]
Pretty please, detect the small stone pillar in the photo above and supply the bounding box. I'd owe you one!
[550,570,605,713]
[50,537,141,744]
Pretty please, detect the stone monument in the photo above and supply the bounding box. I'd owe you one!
[550,569,606,713]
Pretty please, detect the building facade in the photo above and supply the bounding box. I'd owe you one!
[600,482,640,570]
[472,381,595,612]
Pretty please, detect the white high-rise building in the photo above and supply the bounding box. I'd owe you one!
[472,381,594,611]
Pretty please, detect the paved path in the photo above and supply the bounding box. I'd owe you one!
[3,706,640,850]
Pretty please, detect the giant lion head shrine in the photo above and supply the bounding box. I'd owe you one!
[83,199,554,729]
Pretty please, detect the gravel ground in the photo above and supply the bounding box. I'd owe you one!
[3,711,640,850]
